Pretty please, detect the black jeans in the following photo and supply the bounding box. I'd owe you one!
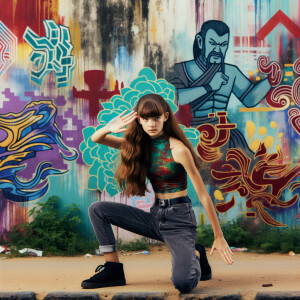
[88,195,201,293]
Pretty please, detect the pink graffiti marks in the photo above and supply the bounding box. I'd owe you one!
[196,112,236,162]
[130,193,155,212]
[0,21,17,77]
[212,144,300,227]
[73,70,123,121]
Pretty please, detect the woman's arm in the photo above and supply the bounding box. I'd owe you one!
[91,110,137,149]
[91,126,124,149]
[172,144,234,265]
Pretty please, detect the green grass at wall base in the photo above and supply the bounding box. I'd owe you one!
[196,217,300,253]
[7,196,99,256]
[6,196,157,256]
[117,237,150,252]
[6,197,300,255]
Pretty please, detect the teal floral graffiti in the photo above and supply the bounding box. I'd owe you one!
[80,67,200,197]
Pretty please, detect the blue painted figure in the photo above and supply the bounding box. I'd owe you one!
[170,20,271,155]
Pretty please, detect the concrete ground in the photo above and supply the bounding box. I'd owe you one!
[1,245,300,300]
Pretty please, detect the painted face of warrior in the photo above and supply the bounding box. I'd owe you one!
[203,29,229,64]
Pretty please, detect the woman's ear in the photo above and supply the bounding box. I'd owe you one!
[164,112,169,121]
[137,116,141,124]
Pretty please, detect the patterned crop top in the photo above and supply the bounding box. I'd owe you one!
[147,133,187,193]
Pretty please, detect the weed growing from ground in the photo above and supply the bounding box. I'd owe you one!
[7,196,98,256]
[5,197,300,255]
[117,237,151,251]
[196,217,300,253]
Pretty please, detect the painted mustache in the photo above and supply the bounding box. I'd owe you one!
[207,51,225,73]
[207,51,223,60]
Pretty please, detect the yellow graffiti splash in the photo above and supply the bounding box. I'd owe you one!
[250,139,260,151]
[263,136,274,149]
[214,190,224,201]
[258,127,267,135]
[246,121,256,141]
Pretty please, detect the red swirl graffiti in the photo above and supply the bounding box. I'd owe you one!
[288,108,300,135]
[292,58,300,106]
[212,146,300,227]
[293,58,300,74]
[196,112,236,162]
[216,195,235,213]
[265,85,292,109]
[258,55,282,87]
[292,78,300,107]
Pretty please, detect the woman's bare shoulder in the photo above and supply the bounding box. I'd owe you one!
[169,137,194,165]
[169,136,185,149]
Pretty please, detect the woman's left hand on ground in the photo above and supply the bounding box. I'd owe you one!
[209,236,234,265]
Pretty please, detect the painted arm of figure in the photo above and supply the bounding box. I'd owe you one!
[232,66,271,107]
[91,110,137,149]
[172,144,234,265]
[177,72,229,105]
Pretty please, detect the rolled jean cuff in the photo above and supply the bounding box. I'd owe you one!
[99,244,117,253]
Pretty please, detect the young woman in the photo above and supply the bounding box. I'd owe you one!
[81,94,233,293]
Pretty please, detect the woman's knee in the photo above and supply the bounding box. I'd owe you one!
[88,201,108,219]
[173,279,198,293]
[172,274,198,294]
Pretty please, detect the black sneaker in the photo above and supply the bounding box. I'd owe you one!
[81,261,126,289]
[195,243,212,281]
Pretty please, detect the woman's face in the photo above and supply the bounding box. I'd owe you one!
[137,112,169,138]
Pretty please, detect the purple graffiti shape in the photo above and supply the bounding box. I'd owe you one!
[0,100,77,202]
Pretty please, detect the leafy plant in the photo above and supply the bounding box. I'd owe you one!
[7,196,300,256]
[8,196,98,256]
[196,218,300,253]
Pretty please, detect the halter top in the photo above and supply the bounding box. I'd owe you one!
[147,133,187,193]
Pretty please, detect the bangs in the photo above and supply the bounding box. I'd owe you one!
[138,100,164,118]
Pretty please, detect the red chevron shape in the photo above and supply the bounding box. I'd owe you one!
[257,10,300,40]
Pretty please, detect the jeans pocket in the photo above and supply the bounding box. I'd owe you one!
[189,207,197,227]
[171,203,191,215]
[164,204,197,229]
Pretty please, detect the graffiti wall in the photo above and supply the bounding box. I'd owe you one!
[0,0,299,242]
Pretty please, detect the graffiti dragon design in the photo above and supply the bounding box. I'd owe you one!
[212,143,300,227]
[0,100,77,202]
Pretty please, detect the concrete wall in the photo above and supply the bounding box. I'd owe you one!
[0,0,299,243]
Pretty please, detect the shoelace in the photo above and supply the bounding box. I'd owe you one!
[95,264,105,273]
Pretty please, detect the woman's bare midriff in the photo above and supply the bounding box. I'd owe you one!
[155,189,187,200]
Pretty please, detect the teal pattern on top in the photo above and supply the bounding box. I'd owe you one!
[148,133,187,193]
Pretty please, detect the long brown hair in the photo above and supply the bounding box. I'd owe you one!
[114,94,201,196]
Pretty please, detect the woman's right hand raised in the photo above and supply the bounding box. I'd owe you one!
[107,110,137,134]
